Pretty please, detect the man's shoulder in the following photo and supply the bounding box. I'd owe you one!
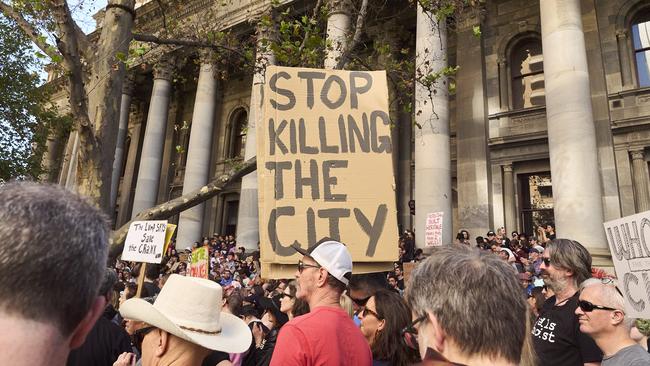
[606,344,650,365]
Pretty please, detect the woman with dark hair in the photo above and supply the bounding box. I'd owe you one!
[358,290,420,366]
[279,280,310,320]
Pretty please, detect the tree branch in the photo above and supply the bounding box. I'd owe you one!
[0,1,60,60]
[335,0,368,70]
[297,0,323,55]
[109,157,257,258]
[133,33,248,59]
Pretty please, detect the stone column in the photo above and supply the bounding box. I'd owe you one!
[455,13,491,238]
[414,5,452,249]
[64,132,80,190]
[324,0,352,69]
[236,22,276,251]
[176,52,218,249]
[631,149,650,213]
[131,56,174,218]
[498,58,509,111]
[616,30,634,89]
[540,0,607,255]
[502,164,517,232]
[110,75,134,216]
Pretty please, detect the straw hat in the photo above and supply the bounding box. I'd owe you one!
[120,274,251,353]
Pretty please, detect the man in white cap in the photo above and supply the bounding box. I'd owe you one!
[113,274,251,366]
[270,239,372,366]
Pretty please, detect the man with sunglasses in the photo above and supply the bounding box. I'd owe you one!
[532,239,603,366]
[270,239,372,366]
[576,279,650,365]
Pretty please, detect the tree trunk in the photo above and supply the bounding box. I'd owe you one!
[109,157,257,259]
[76,0,135,214]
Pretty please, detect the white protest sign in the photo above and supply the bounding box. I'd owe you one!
[425,212,443,247]
[122,220,168,264]
[603,211,650,318]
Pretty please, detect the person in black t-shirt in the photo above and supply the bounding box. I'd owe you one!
[532,239,602,365]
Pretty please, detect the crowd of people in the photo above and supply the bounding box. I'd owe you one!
[2,181,650,366]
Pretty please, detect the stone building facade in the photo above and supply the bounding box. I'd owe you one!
[44,0,650,266]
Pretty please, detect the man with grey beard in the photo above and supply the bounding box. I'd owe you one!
[532,239,603,366]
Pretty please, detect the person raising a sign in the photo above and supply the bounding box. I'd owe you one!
[270,239,372,366]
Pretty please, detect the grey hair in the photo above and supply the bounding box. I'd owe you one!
[580,278,634,328]
[546,239,592,287]
[0,182,109,336]
[405,245,526,364]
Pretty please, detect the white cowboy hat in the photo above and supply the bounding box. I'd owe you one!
[120,274,251,353]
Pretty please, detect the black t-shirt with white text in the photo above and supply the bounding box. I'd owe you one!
[532,293,602,366]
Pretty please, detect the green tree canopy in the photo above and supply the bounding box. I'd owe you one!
[0,14,68,182]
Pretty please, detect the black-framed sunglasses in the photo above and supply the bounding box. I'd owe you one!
[401,314,427,350]
[280,293,294,299]
[297,260,321,273]
[360,307,382,319]
[578,300,620,313]
[132,326,156,352]
[542,257,551,266]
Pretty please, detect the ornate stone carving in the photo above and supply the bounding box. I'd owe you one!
[153,55,176,81]
[327,0,353,15]
[630,149,645,161]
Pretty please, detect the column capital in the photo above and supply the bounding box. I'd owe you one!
[616,29,628,39]
[497,57,507,66]
[502,163,514,172]
[122,74,135,95]
[197,49,217,65]
[153,55,176,81]
[327,0,353,15]
[630,148,646,160]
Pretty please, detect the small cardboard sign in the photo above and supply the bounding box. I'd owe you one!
[603,211,650,318]
[189,246,209,279]
[425,212,443,247]
[122,220,168,264]
[257,66,399,278]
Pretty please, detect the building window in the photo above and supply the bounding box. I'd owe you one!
[228,108,247,158]
[510,39,545,109]
[632,12,650,87]
[518,172,554,238]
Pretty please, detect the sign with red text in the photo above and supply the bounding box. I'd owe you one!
[122,220,168,263]
[257,66,398,277]
[425,212,443,247]
[604,211,650,318]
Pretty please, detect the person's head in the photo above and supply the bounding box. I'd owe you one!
[498,249,509,261]
[279,280,310,318]
[121,275,251,364]
[0,182,109,352]
[293,239,352,306]
[541,239,592,293]
[511,231,519,240]
[223,289,243,316]
[545,224,554,233]
[145,264,160,282]
[259,294,289,330]
[487,231,496,241]
[223,270,232,279]
[347,272,389,312]
[359,289,420,365]
[527,287,546,317]
[405,245,526,363]
[388,274,399,289]
[575,278,631,339]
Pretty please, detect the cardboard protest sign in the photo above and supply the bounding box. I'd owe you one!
[122,220,168,264]
[603,211,650,318]
[189,246,209,279]
[257,66,398,278]
[425,212,443,247]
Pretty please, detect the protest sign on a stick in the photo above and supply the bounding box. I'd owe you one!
[603,211,650,318]
[257,66,398,278]
[122,220,168,264]
[189,246,209,279]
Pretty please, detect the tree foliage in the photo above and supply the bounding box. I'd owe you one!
[0,14,69,182]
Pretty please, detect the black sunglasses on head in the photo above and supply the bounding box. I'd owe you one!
[350,295,371,307]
